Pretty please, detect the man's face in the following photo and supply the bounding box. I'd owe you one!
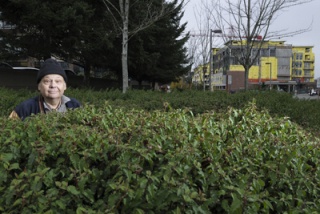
[38,74,66,99]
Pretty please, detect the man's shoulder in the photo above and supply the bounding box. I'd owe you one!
[14,96,41,120]
[66,97,81,108]
[16,96,39,108]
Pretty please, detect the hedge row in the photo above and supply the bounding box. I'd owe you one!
[1,102,319,213]
[1,87,320,134]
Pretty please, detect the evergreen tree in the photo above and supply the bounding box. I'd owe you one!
[128,0,191,87]
[0,0,190,88]
[0,0,114,84]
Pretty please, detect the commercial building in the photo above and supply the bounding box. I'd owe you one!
[191,64,209,89]
[192,39,315,92]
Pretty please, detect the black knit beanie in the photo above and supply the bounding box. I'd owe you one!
[37,58,68,83]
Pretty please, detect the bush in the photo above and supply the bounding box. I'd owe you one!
[3,88,320,135]
[0,88,37,117]
[1,102,319,213]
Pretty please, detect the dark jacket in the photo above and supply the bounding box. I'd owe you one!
[13,95,81,120]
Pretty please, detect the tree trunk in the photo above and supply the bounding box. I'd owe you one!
[102,0,173,93]
[121,0,129,93]
[152,81,156,91]
[83,62,91,87]
[244,67,249,90]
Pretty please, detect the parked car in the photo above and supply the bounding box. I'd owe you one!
[64,69,76,76]
[0,62,13,68]
[309,88,317,96]
[0,62,39,71]
[12,66,39,72]
[0,62,76,75]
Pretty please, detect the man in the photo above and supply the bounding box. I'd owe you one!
[9,58,81,120]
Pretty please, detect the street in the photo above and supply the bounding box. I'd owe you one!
[295,93,320,100]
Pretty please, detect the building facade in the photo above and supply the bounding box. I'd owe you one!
[191,63,209,89]
[291,46,315,83]
[192,40,315,92]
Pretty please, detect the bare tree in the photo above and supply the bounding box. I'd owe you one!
[102,0,188,93]
[204,0,313,90]
[187,0,221,91]
[186,34,198,85]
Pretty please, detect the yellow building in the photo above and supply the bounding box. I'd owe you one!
[208,40,315,92]
[291,46,315,83]
[192,63,209,88]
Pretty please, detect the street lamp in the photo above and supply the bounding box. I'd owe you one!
[209,29,222,91]
[266,62,272,90]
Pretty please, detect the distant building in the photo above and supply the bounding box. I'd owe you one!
[291,46,314,83]
[192,39,315,92]
[191,63,209,88]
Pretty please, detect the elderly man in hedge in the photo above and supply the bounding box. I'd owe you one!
[9,58,81,120]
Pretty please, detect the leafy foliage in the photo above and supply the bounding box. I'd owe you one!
[2,88,320,134]
[1,100,320,213]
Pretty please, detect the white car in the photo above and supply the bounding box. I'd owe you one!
[309,89,317,96]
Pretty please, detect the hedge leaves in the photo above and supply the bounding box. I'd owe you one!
[0,101,319,213]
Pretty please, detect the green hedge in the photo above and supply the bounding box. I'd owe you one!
[2,88,320,135]
[1,102,319,213]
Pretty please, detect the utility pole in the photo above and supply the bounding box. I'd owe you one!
[266,62,272,90]
[209,29,222,91]
[203,66,206,91]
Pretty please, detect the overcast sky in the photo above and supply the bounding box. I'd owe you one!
[181,0,320,78]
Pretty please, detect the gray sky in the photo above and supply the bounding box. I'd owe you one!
[181,0,320,78]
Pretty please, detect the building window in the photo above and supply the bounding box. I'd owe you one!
[292,69,302,76]
[270,48,276,56]
[304,62,311,69]
[261,48,270,57]
[295,53,303,60]
[305,55,311,60]
[293,61,302,68]
[304,70,311,76]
